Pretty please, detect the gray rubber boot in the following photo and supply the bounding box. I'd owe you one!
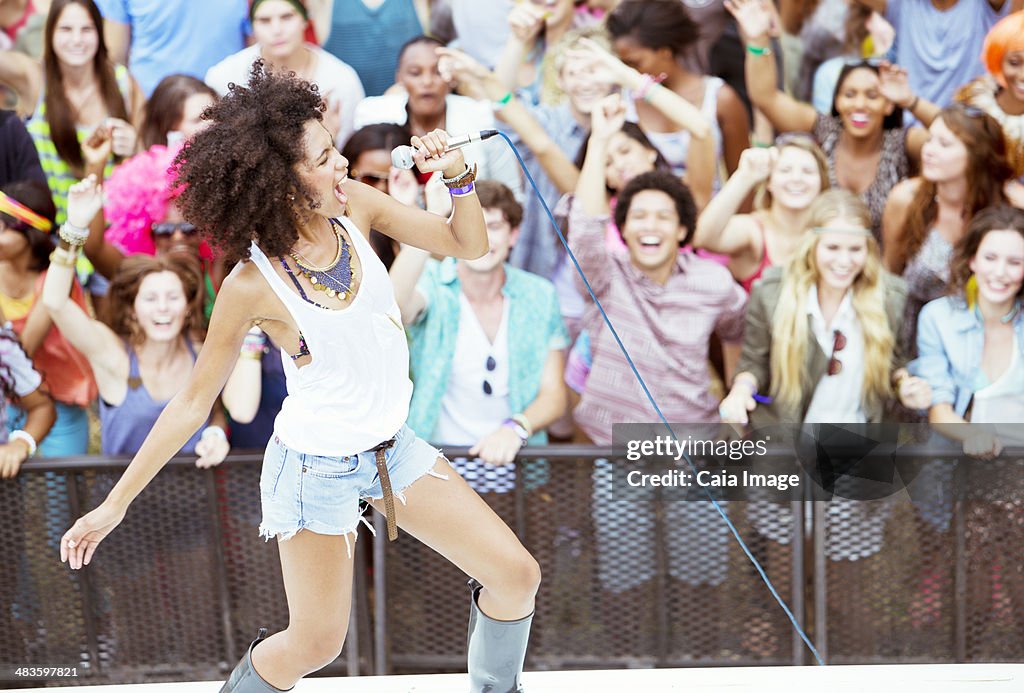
[220,628,292,692]
[467,580,534,693]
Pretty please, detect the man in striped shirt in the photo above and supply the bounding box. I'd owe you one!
[568,170,747,444]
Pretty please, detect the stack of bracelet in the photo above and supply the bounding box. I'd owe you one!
[442,162,478,197]
[51,220,90,267]
[240,329,267,361]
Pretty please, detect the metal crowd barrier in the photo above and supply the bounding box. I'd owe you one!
[1,445,1021,686]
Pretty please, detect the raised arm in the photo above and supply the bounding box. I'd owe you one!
[346,131,488,260]
[877,61,938,163]
[693,147,774,258]
[41,177,130,404]
[726,0,817,133]
[576,94,627,217]
[493,4,545,94]
[574,38,711,141]
[437,46,580,194]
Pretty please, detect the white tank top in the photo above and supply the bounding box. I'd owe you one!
[247,216,412,456]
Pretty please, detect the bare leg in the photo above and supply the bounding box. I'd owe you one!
[249,530,355,689]
[369,457,540,620]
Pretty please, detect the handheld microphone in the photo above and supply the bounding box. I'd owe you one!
[390,129,499,169]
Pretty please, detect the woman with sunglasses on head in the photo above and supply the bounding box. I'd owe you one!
[0,179,96,456]
[56,63,539,693]
[719,190,930,426]
[727,0,933,238]
[693,135,830,292]
[0,0,143,225]
[911,205,1024,458]
[883,104,1014,359]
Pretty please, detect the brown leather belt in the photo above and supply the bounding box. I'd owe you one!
[371,437,398,540]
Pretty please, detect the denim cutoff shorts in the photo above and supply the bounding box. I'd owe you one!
[258,424,446,547]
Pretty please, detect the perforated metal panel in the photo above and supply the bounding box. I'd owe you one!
[381,454,803,672]
[1,457,365,686]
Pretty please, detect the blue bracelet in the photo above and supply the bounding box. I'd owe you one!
[448,182,475,197]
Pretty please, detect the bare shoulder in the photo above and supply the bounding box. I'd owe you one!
[217,260,277,322]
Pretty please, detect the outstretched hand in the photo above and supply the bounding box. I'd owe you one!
[66,175,104,230]
[878,61,914,109]
[724,0,778,43]
[60,501,127,570]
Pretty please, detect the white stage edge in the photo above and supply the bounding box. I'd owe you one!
[3,664,1021,693]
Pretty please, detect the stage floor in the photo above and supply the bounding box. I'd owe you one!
[3,663,1022,692]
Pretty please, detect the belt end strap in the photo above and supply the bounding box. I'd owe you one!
[372,438,399,541]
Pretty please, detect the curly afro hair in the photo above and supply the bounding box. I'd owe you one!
[172,60,325,263]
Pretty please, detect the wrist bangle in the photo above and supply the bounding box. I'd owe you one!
[502,418,529,444]
[49,246,79,268]
[441,162,477,189]
[511,413,533,438]
[9,430,37,457]
[746,44,772,57]
[905,95,919,112]
[633,72,667,103]
[201,425,227,443]
[58,221,89,247]
[493,91,513,110]
[447,182,475,197]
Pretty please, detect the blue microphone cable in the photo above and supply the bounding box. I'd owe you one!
[492,130,826,666]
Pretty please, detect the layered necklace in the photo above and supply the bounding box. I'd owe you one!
[288,218,354,300]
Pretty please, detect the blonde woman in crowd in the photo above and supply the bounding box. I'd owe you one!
[720,190,930,425]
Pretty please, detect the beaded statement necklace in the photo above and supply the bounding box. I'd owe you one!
[279,218,356,308]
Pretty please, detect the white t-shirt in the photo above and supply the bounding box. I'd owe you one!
[205,43,365,145]
[432,294,512,445]
[803,287,867,424]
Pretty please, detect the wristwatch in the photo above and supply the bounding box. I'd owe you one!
[502,418,529,444]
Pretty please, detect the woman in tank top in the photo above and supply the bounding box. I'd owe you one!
[693,135,830,292]
[57,63,539,693]
[41,251,243,461]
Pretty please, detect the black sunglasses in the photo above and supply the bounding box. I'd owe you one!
[482,355,496,396]
[152,222,197,237]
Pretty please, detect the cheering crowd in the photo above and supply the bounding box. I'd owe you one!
[2,0,1023,477]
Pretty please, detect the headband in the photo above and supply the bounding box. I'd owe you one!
[0,191,53,233]
[250,0,308,21]
[812,226,872,237]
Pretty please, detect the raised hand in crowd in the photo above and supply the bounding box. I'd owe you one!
[725,0,779,45]
[878,62,941,125]
[82,124,115,177]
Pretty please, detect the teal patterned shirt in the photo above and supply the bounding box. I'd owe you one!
[406,258,568,444]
